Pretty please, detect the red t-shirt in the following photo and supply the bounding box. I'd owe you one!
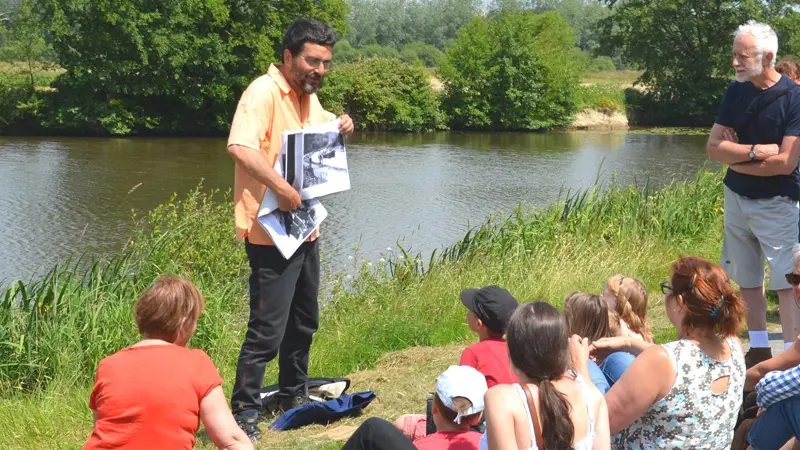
[415,430,482,450]
[459,337,518,388]
[84,344,223,450]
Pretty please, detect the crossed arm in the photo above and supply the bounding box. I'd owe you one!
[706,123,800,176]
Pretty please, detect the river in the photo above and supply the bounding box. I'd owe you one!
[0,131,715,283]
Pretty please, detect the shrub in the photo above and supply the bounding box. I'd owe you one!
[440,11,581,130]
[400,42,446,68]
[590,56,616,72]
[319,58,446,131]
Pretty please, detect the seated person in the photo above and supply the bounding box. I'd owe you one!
[564,292,634,394]
[777,56,800,83]
[482,301,610,450]
[396,286,519,439]
[459,286,520,387]
[588,256,746,449]
[602,274,653,343]
[744,249,800,450]
[84,276,253,450]
[343,365,487,450]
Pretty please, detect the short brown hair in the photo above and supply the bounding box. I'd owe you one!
[670,256,744,337]
[433,394,480,426]
[563,292,610,343]
[776,56,800,82]
[135,275,205,343]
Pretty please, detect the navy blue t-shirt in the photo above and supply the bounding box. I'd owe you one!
[716,75,800,201]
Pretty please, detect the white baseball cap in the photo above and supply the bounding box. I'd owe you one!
[435,365,488,424]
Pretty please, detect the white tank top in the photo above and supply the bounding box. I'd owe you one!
[479,374,596,450]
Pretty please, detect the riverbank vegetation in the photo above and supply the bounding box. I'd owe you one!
[3,0,800,135]
[0,168,739,447]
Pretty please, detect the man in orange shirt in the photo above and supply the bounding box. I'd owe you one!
[226,18,354,440]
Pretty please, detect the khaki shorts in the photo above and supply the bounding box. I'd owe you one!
[721,186,799,291]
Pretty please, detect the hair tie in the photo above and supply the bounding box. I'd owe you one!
[709,295,725,319]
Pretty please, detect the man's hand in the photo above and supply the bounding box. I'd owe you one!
[277,185,301,211]
[755,143,781,159]
[338,114,354,136]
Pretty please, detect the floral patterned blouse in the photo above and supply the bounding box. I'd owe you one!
[612,337,745,449]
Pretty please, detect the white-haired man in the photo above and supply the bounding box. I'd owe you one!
[707,21,800,368]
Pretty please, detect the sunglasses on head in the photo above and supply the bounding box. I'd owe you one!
[786,273,800,286]
[659,281,672,296]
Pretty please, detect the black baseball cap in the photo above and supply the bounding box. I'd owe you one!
[460,286,520,334]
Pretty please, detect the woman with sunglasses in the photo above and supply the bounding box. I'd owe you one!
[578,256,746,449]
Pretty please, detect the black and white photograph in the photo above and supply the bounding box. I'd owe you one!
[257,200,327,259]
[301,131,348,194]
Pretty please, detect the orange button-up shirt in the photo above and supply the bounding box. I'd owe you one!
[227,64,336,246]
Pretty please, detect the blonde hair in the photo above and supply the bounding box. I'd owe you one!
[135,275,205,343]
[606,274,651,341]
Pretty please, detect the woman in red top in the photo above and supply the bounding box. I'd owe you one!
[84,276,253,450]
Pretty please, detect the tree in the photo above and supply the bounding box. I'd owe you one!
[0,0,53,91]
[344,0,481,50]
[598,0,800,125]
[30,0,348,135]
[441,11,581,130]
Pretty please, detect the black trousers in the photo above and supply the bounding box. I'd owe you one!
[230,239,320,414]
[341,418,416,450]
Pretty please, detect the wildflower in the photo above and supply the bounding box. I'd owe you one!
[348,256,354,261]
[379,258,386,263]
[387,247,393,252]
[345,275,352,280]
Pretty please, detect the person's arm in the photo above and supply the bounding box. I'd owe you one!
[707,123,780,165]
[570,335,592,382]
[592,395,611,450]
[729,135,800,176]
[200,386,254,450]
[590,336,652,361]
[605,345,675,434]
[484,385,522,450]
[755,365,800,410]
[746,336,800,391]
[227,81,300,211]
[227,144,300,210]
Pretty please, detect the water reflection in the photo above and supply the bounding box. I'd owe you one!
[0,132,713,283]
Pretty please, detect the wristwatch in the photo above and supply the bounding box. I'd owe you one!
[749,144,756,161]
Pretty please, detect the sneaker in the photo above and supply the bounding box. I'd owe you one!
[234,409,262,441]
[279,392,311,413]
[744,347,773,369]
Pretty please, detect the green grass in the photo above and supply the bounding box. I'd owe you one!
[575,83,626,114]
[0,61,63,91]
[0,169,730,448]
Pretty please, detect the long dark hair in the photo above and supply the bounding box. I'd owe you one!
[507,302,574,450]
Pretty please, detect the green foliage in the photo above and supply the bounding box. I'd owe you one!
[575,83,625,113]
[441,11,581,130]
[318,58,446,131]
[589,55,616,72]
[0,0,54,92]
[598,0,798,126]
[27,0,348,135]
[345,0,481,49]
[400,42,445,67]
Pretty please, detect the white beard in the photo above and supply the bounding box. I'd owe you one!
[736,63,764,83]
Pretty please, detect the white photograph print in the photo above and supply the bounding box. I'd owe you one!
[257,200,327,259]
[300,131,349,198]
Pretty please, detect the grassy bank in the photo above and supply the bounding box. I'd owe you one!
[1,169,726,448]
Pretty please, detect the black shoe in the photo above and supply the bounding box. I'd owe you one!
[279,393,312,413]
[234,409,262,441]
[745,347,773,369]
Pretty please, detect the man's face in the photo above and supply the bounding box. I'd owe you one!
[285,43,333,94]
[733,35,765,83]
[793,260,800,300]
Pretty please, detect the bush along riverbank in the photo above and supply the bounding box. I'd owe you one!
[0,169,727,448]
